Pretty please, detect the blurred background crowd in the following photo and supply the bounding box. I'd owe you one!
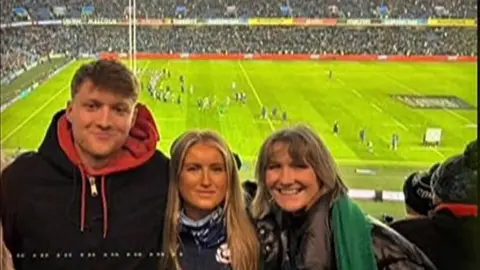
[1,0,477,78]
[0,0,477,21]
[0,26,477,78]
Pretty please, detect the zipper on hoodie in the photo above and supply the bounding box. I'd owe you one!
[88,176,99,197]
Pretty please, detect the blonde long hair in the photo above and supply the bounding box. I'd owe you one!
[1,150,15,270]
[161,130,260,270]
[251,124,348,219]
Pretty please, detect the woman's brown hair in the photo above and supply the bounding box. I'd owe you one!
[251,124,348,219]
[161,130,260,270]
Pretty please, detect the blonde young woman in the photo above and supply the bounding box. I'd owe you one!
[161,130,260,270]
[1,151,15,270]
[250,125,437,270]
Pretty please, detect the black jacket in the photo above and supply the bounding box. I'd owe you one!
[254,193,436,270]
[1,106,169,270]
[391,208,478,270]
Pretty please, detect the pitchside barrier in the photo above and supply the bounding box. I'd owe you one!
[348,189,404,202]
[99,52,477,62]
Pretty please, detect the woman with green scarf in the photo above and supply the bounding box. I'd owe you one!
[249,125,436,270]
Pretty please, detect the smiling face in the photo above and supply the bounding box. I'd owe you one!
[179,142,228,220]
[265,142,320,213]
[66,79,137,161]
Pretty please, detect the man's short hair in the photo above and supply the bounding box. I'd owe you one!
[70,59,139,100]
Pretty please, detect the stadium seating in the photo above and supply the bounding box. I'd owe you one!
[1,25,477,78]
[0,0,477,85]
[1,0,477,22]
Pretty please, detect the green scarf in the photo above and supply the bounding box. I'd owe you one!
[332,194,377,270]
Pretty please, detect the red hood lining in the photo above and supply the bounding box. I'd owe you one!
[57,103,160,239]
[435,203,478,218]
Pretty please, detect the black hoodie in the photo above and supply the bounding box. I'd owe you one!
[391,207,478,270]
[1,105,169,270]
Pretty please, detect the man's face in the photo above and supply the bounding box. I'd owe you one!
[66,79,137,161]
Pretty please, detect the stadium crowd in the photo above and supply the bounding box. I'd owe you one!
[1,25,477,78]
[1,0,477,22]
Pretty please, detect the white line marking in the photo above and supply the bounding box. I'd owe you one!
[1,85,69,144]
[138,60,151,75]
[337,77,409,131]
[392,118,409,131]
[381,123,424,128]
[352,89,363,98]
[370,103,383,112]
[431,148,446,158]
[237,61,275,131]
[408,146,446,158]
[410,146,457,151]
[443,109,475,124]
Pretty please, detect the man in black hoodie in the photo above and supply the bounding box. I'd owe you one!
[1,60,169,270]
[391,139,478,270]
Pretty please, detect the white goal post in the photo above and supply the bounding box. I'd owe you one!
[127,0,137,75]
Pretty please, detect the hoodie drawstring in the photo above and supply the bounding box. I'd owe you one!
[101,176,109,239]
[78,170,109,239]
[79,169,87,233]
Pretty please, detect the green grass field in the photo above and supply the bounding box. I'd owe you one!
[1,58,69,105]
[1,59,477,220]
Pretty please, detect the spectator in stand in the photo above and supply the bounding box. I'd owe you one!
[391,139,478,270]
[1,0,477,21]
[401,166,438,218]
[463,139,477,169]
[242,180,258,206]
[233,152,242,170]
[249,124,436,269]
[1,25,477,78]
[161,130,260,270]
[0,59,170,270]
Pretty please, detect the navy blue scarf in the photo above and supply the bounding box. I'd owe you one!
[180,207,226,249]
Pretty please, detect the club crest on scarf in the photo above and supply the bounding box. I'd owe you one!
[215,243,231,264]
[180,207,227,249]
